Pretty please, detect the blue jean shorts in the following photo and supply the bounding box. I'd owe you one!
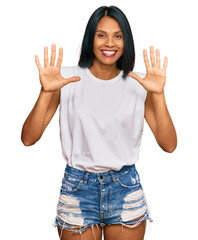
[53,164,153,235]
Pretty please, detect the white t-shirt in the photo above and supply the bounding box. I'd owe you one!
[59,66,147,173]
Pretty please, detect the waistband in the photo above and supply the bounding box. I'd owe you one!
[64,164,136,184]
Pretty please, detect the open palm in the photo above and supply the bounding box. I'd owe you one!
[35,44,80,92]
[129,46,168,94]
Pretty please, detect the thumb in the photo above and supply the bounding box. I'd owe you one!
[128,72,144,85]
[61,76,81,87]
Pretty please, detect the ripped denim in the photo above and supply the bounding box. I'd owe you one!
[53,164,153,238]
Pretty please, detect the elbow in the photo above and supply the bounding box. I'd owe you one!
[166,137,177,153]
[165,144,177,153]
[21,137,34,146]
[163,142,177,153]
[158,138,177,153]
[21,139,33,147]
[21,133,38,147]
[21,126,41,146]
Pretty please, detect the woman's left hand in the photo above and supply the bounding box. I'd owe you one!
[128,46,168,94]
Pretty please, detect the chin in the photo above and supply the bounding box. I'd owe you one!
[99,57,120,66]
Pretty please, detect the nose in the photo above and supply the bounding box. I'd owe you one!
[105,37,115,48]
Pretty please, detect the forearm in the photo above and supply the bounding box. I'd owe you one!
[151,91,177,152]
[21,88,54,146]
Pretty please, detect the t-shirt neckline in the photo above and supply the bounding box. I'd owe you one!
[86,68,123,83]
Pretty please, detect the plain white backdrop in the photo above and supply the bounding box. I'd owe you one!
[0,0,198,239]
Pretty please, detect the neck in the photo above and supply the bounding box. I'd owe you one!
[89,61,121,80]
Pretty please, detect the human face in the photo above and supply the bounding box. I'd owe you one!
[92,16,124,68]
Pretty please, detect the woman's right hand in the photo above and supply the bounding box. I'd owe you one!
[35,44,81,92]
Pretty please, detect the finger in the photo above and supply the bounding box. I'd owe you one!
[162,56,168,72]
[44,47,49,68]
[50,44,56,66]
[128,72,144,85]
[67,76,81,82]
[61,76,81,87]
[150,46,156,67]
[35,55,42,71]
[143,49,150,70]
[56,47,63,68]
[156,49,161,68]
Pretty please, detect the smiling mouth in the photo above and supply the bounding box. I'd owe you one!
[101,50,118,57]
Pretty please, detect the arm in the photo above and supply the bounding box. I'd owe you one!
[21,89,60,146]
[21,44,81,146]
[144,91,177,152]
[129,46,177,153]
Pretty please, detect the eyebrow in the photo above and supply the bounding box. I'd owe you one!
[96,30,123,34]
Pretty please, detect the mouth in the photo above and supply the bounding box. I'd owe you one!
[101,50,118,57]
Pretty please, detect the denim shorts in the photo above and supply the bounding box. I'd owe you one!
[53,164,153,236]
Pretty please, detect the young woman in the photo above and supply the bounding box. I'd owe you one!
[21,5,177,240]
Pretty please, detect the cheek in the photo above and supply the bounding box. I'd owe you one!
[120,41,124,52]
[93,48,101,58]
[93,40,102,55]
[118,43,124,56]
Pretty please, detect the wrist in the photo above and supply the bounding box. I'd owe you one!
[150,89,164,98]
[150,90,166,109]
[40,87,54,96]
[39,87,54,104]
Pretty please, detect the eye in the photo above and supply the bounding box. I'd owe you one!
[98,34,105,38]
[115,34,123,39]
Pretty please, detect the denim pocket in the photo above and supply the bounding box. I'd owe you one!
[61,173,83,192]
[117,169,140,189]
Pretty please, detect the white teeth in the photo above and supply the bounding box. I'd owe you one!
[102,51,116,54]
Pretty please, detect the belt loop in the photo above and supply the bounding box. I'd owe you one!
[84,172,89,185]
[109,170,116,183]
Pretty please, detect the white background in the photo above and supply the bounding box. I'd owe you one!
[0,0,197,239]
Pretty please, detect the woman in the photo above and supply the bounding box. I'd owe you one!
[21,5,177,240]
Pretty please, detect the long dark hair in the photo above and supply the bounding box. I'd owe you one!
[78,6,135,78]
